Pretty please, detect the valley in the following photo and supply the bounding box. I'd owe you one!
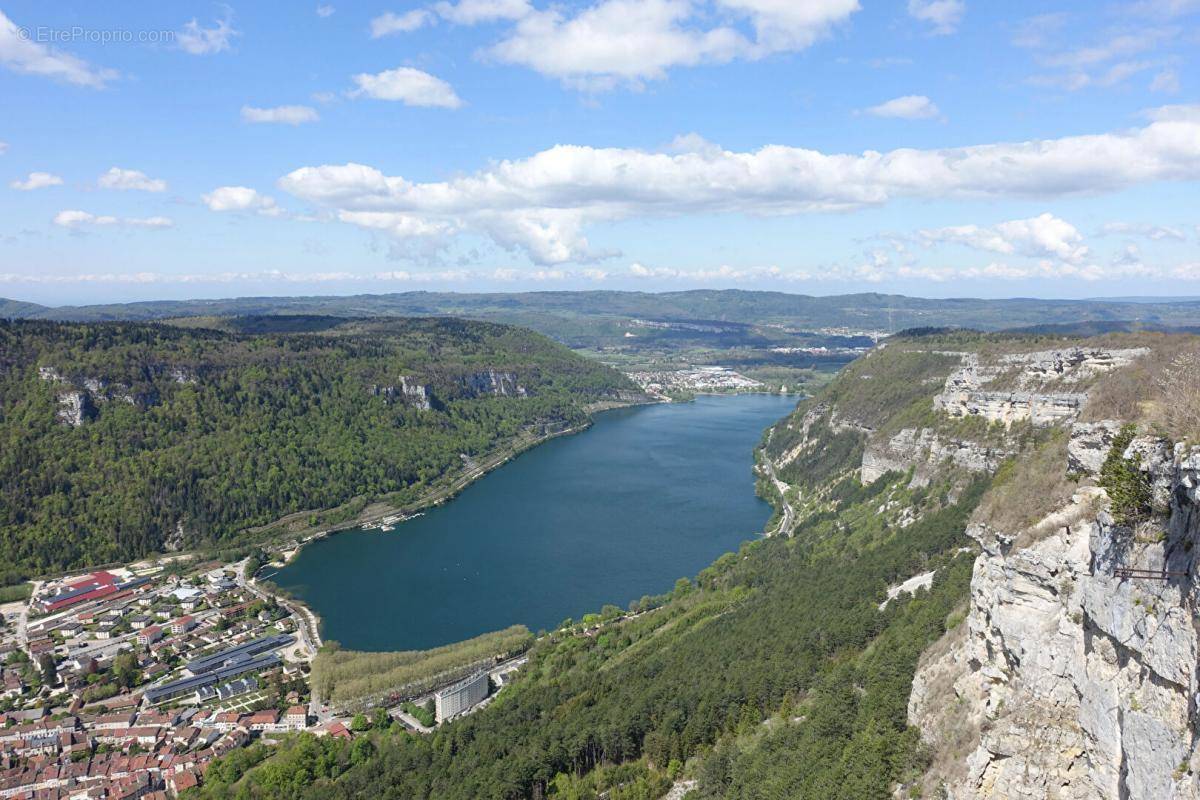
[2,302,1199,799]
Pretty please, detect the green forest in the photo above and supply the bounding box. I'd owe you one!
[0,316,634,576]
[186,366,990,799]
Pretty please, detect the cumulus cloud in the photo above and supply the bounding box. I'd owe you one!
[861,95,941,119]
[202,186,280,215]
[10,172,63,191]
[317,4,335,17]
[276,110,1200,265]
[348,67,463,108]
[907,0,965,35]
[53,210,173,229]
[241,105,320,125]
[370,10,435,37]
[0,10,117,87]
[486,0,858,89]
[918,213,1089,264]
[177,10,239,55]
[97,167,168,193]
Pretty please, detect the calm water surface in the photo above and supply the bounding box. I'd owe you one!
[274,394,797,651]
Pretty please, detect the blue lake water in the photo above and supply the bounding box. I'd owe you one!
[274,393,797,651]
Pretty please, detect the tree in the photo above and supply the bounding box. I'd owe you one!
[38,654,57,687]
[112,652,141,689]
[350,713,370,732]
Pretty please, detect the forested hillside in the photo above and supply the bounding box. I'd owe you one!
[186,331,1092,800]
[8,290,1200,334]
[181,329,1197,800]
[0,316,635,576]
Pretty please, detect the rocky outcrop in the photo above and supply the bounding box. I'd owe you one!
[398,376,433,409]
[464,370,526,398]
[909,436,1200,799]
[55,391,96,427]
[934,348,1147,428]
[1068,420,1124,476]
[38,364,173,425]
[861,428,1011,486]
[371,376,433,409]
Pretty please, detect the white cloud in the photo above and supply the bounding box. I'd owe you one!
[370,10,435,37]
[919,213,1089,264]
[53,210,173,229]
[1099,221,1187,240]
[317,4,336,17]
[1027,28,1176,91]
[486,0,858,89]
[10,172,63,191]
[202,186,280,215]
[907,0,964,35]
[1151,67,1180,93]
[241,105,320,125]
[434,0,532,24]
[0,141,7,154]
[1124,0,1200,20]
[862,95,941,120]
[348,67,463,108]
[1011,13,1067,49]
[278,109,1200,265]
[0,10,116,87]
[177,11,239,55]
[97,167,168,193]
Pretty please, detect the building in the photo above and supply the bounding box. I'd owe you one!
[169,616,195,635]
[246,709,280,732]
[34,572,148,614]
[185,634,292,676]
[434,671,489,723]
[285,705,308,731]
[143,653,281,704]
[136,625,163,646]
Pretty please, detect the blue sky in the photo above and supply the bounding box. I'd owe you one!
[0,0,1198,304]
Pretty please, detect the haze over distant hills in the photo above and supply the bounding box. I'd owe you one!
[5,291,1200,343]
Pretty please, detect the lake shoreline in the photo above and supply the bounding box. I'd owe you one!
[273,394,795,653]
[253,393,661,644]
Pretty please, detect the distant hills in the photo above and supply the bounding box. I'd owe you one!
[5,290,1200,347]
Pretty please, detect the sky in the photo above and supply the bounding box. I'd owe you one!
[0,0,1198,305]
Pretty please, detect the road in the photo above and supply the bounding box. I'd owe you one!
[238,560,321,655]
[759,430,794,536]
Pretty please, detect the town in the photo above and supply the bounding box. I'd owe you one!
[626,366,766,398]
[0,552,507,798]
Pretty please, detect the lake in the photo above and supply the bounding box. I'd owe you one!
[273,393,797,652]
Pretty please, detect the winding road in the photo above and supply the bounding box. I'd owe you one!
[759,429,794,536]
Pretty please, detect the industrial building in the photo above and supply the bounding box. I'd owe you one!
[185,634,293,676]
[35,573,149,614]
[434,671,489,722]
[143,653,282,704]
[143,634,293,704]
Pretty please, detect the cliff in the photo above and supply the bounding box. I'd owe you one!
[909,426,1200,798]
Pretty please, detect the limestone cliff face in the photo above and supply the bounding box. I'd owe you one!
[909,429,1200,799]
[933,348,1147,427]
[859,347,1146,487]
[860,428,1011,486]
[38,364,170,425]
[463,369,526,398]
